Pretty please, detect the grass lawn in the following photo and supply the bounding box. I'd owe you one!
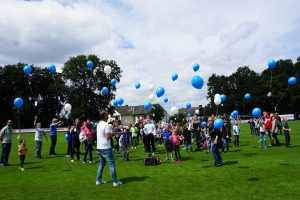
[0,121,300,200]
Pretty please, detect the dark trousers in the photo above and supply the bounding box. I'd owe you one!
[1,143,12,166]
[67,142,72,155]
[145,133,156,154]
[71,143,80,160]
[284,132,290,147]
[173,145,181,160]
[222,138,230,152]
[83,140,93,162]
[114,137,120,153]
[19,155,25,168]
[273,133,280,146]
[211,139,222,165]
[234,135,239,147]
[50,135,57,155]
[35,141,43,158]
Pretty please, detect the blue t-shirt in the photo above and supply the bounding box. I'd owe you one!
[50,124,57,136]
[163,130,172,144]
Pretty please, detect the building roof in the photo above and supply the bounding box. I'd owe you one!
[178,107,198,115]
[114,105,150,116]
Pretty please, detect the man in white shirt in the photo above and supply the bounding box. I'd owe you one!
[143,119,157,156]
[96,111,122,187]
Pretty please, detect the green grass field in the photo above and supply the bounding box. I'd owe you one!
[1,121,300,200]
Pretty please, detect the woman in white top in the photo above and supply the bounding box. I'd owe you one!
[34,116,48,159]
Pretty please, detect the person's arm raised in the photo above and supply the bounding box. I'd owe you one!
[34,116,38,128]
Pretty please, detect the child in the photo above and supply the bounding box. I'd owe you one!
[222,121,231,153]
[18,139,28,171]
[183,125,193,152]
[81,121,94,164]
[282,117,291,148]
[119,128,131,162]
[233,120,240,147]
[130,124,138,149]
[259,117,267,149]
[34,116,47,159]
[170,128,183,162]
[162,126,173,161]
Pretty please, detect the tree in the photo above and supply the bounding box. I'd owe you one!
[150,104,165,123]
[62,55,122,120]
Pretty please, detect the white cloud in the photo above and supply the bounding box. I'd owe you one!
[0,0,300,114]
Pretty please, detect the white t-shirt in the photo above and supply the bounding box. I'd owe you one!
[35,128,45,141]
[97,121,112,149]
[143,123,157,136]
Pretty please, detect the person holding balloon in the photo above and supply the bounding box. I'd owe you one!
[233,120,240,147]
[0,120,14,167]
[70,118,81,162]
[49,118,63,157]
[34,116,48,159]
[210,118,223,167]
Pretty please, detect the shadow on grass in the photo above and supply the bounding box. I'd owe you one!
[223,161,238,165]
[26,166,43,170]
[201,159,209,161]
[26,162,39,165]
[121,176,149,183]
[63,169,72,172]
[201,165,211,168]
[233,149,242,152]
[247,177,259,181]
[238,166,250,169]
[279,163,289,166]
[242,153,258,157]
[181,156,193,161]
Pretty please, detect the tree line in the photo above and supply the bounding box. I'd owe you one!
[203,57,300,116]
[0,55,122,128]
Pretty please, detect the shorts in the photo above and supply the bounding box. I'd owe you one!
[165,143,173,152]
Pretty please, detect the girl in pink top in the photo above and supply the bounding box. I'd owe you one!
[170,129,183,162]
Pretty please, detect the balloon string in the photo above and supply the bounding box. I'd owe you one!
[275,87,289,111]
[270,71,273,92]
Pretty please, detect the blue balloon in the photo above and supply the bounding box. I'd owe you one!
[110,79,117,86]
[23,65,32,75]
[191,76,204,89]
[198,116,201,121]
[144,101,152,110]
[244,93,251,100]
[288,77,297,86]
[231,110,238,118]
[86,60,94,69]
[193,63,200,72]
[187,113,191,117]
[102,87,109,95]
[164,97,168,103]
[172,73,178,81]
[156,87,165,98]
[186,103,191,109]
[48,64,56,73]
[220,94,227,103]
[113,100,118,107]
[268,59,276,69]
[214,118,224,129]
[135,82,141,89]
[252,107,262,118]
[117,98,124,106]
[65,134,70,142]
[201,121,207,127]
[14,97,24,108]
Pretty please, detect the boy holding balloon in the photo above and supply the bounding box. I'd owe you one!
[34,116,48,159]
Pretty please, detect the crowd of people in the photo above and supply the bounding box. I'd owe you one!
[0,110,293,186]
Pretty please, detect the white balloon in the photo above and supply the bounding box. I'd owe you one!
[104,65,112,75]
[148,94,156,102]
[170,106,178,115]
[64,103,72,112]
[214,93,221,100]
[214,97,222,105]
[195,109,199,115]
[148,85,154,92]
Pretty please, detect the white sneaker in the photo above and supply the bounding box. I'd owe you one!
[96,180,107,185]
[89,161,95,164]
[66,155,70,158]
[71,160,74,162]
[20,168,25,171]
[113,181,122,187]
[82,161,86,164]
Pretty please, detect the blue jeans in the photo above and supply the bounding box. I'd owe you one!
[1,143,12,166]
[234,135,239,147]
[96,148,118,183]
[211,139,222,165]
[259,132,267,148]
[222,138,230,152]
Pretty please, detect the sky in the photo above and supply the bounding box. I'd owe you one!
[0,0,300,113]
